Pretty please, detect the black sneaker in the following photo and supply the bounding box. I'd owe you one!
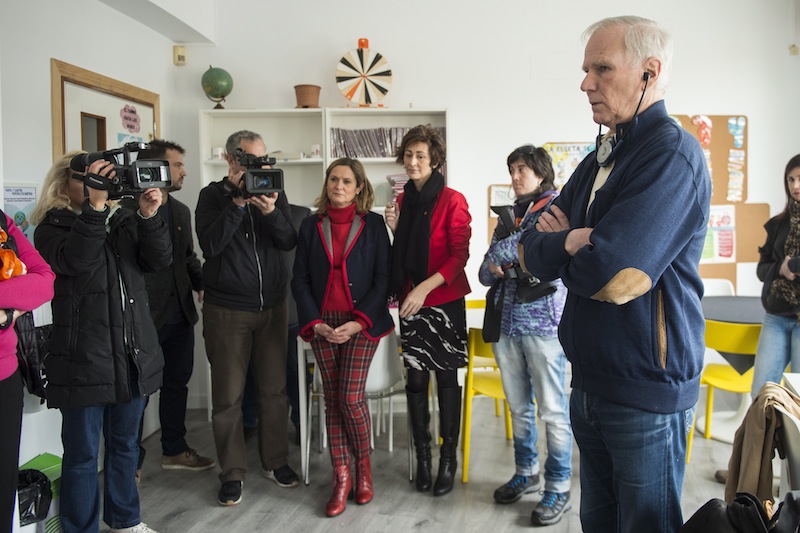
[218,480,243,506]
[262,465,300,488]
[493,473,540,504]
[531,490,572,526]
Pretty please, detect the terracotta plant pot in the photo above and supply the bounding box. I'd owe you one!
[294,85,321,108]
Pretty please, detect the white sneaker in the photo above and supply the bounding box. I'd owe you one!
[110,523,159,533]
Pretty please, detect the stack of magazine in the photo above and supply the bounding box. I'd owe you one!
[386,174,408,201]
[330,127,446,159]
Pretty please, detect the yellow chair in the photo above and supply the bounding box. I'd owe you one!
[461,327,513,483]
[686,319,761,462]
[465,300,504,417]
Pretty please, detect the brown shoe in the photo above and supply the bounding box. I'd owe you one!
[714,469,728,484]
[161,449,216,471]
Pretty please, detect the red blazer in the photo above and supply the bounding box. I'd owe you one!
[396,186,471,306]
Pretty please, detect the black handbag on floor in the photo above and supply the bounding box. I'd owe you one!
[679,491,800,533]
[17,469,52,526]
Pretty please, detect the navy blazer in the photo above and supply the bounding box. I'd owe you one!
[292,210,393,341]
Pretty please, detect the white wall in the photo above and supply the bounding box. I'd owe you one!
[2,0,798,461]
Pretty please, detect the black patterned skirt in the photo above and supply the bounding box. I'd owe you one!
[400,298,467,371]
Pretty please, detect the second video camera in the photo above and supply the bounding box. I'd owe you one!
[230,150,284,198]
[69,142,171,199]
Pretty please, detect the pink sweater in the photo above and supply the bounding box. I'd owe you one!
[0,214,55,381]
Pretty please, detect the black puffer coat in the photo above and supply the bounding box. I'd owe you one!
[34,203,172,408]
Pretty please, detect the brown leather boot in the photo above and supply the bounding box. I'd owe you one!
[325,464,353,517]
[355,456,374,504]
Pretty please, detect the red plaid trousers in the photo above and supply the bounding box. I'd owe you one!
[311,311,378,467]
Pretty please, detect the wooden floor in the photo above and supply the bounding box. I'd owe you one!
[130,389,744,533]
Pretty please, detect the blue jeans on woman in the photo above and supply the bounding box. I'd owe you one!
[60,393,146,532]
[570,388,693,533]
[494,333,572,493]
[751,312,800,400]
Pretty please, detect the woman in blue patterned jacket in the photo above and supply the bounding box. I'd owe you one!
[478,145,573,527]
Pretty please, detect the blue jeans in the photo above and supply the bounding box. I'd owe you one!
[570,388,693,533]
[494,333,572,493]
[60,395,146,532]
[751,312,800,400]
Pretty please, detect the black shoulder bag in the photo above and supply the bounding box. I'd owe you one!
[0,216,49,400]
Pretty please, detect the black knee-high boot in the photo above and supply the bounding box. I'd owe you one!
[406,388,432,492]
[433,386,461,496]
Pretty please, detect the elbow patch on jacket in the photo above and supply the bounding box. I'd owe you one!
[592,268,652,305]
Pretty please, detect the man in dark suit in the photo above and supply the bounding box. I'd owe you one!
[135,140,215,474]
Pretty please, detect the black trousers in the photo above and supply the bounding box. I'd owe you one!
[157,319,195,456]
[138,318,195,467]
[0,369,23,533]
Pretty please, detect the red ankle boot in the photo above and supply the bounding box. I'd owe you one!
[326,465,353,517]
[355,456,374,505]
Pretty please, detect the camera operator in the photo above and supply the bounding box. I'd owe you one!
[195,130,298,506]
[31,152,171,533]
[478,145,572,526]
[122,140,214,480]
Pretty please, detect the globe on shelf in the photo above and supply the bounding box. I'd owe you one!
[201,66,233,109]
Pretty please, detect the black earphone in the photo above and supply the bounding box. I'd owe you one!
[596,72,651,167]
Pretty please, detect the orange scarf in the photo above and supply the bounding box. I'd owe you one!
[0,227,27,280]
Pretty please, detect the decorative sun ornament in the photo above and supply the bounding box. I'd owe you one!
[335,38,392,106]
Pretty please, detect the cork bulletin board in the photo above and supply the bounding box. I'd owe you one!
[673,114,769,292]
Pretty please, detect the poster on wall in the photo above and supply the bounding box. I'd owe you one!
[543,142,595,189]
[702,204,736,264]
[3,185,37,243]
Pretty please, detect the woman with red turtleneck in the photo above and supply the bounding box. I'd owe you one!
[292,158,393,517]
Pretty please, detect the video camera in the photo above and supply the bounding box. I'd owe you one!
[491,204,556,303]
[225,149,284,198]
[69,142,171,199]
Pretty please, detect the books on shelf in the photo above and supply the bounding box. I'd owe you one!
[330,127,446,159]
[268,150,307,161]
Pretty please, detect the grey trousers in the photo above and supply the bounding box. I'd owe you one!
[203,300,289,482]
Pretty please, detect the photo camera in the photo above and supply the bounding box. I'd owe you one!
[491,204,557,303]
[229,149,284,198]
[69,142,171,199]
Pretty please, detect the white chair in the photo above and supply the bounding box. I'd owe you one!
[702,277,735,297]
[365,331,414,481]
[365,331,403,450]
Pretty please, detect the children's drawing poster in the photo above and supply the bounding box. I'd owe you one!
[702,204,736,264]
[543,142,595,190]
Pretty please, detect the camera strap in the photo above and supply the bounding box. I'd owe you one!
[84,173,111,191]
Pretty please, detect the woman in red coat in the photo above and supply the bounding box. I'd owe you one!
[385,124,471,497]
[292,158,393,517]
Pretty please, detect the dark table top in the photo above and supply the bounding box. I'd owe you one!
[701,295,764,325]
[701,296,764,374]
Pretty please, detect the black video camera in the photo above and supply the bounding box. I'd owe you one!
[69,142,171,199]
[491,204,557,303]
[225,149,284,198]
